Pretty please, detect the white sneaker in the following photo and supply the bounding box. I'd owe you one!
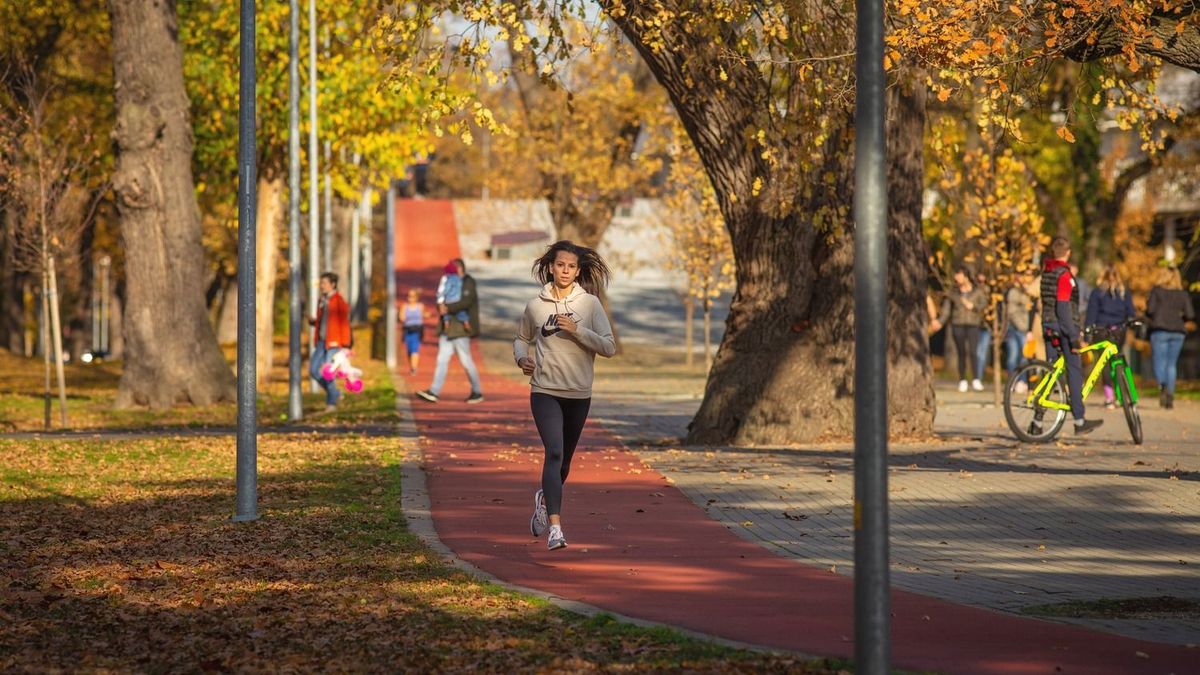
[547,525,567,550]
[958,380,969,393]
[1014,380,1029,394]
[972,379,984,391]
[530,489,548,537]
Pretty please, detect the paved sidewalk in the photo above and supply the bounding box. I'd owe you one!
[397,355,1199,673]
[590,384,1200,646]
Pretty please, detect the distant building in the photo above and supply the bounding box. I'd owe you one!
[489,230,550,260]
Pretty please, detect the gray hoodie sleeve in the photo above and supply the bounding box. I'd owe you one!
[571,297,617,357]
[513,304,534,364]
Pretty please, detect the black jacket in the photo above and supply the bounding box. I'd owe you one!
[1146,286,1195,334]
[442,274,480,338]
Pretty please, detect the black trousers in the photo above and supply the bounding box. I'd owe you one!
[951,324,980,381]
[531,392,591,517]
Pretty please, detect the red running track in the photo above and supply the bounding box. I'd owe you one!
[394,199,1198,674]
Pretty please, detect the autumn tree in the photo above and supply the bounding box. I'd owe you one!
[925,100,1048,402]
[660,130,735,369]
[0,0,115,358]
[501,30,668,247]
[109,0,234,408]
[1,64,108,427]
[183,1,432,382]
[379,1,935,444]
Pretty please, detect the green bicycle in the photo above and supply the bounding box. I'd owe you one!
[1003,319,1143,445]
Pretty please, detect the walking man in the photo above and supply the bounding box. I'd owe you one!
[1037,237,1102,435]
[309,272,351,412]
[416,258,484,404]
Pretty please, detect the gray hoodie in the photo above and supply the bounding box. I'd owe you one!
[514,283,616,398]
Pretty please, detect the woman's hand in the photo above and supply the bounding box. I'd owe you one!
[556,314,578,334]
[518,356,535,375]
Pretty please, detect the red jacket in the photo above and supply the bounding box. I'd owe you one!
[313,292,351,348]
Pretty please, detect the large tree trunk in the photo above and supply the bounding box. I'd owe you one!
[684,83,933,444]
[612,6,933,443]
[109,0,234,408]
[256,175,283,384]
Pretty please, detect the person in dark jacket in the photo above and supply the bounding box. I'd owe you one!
[416,258,484,404]
[1038,237,1102,435]
[1146,266,1196,409]
[1085,266,1136,408]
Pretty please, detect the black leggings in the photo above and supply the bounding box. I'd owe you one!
[951,324,980,381]
[531,393,591,517]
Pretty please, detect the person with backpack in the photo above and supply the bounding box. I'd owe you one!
[1038,237,1102,435]
[309,272,351,412]
[516,241,616,551]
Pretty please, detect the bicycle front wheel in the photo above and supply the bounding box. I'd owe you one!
[1004,360,1067,443]
[1116,366,1143,445]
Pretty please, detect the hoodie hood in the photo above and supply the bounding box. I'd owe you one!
[538,282,589,303]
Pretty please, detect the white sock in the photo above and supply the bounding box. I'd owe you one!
[549,524,562,535]
[1074,419,1086,427]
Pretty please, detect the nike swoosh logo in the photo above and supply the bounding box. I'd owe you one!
[541,326,561,337]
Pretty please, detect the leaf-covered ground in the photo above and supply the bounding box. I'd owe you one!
[0,434,845,672]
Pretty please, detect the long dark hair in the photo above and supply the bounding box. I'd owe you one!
[532,240,612,296]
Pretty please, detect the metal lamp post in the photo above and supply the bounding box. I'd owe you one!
[853,0,890,669]
[233,0,258,522]
[287,0,303,422]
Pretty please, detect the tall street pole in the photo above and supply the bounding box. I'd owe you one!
[385,180,396,369]
[234,0,259,523]
[307,0,320,392]
[853,0,890,669]
[287,0,303,422]
[323,140,332,272]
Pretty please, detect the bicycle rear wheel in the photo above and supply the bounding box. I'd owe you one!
[1116,364,1143,445]
[1004,360,1068,443]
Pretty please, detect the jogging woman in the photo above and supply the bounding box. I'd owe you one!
[515,241,616,550]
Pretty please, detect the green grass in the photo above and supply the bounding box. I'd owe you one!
[1020,596,1200,620]
[0,343,402,432]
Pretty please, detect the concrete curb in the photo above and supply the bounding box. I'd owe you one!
[386,368,805,661]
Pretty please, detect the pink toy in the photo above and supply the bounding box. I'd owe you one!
[321,350,364,393]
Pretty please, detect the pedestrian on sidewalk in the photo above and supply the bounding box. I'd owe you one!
[1146,266,1196,409]
[1003,271,1037,392]
[1085,265,1136,409]
[308,272,351,412]
[931,267,987,392]
[515,241,616,551]
[1037,237,1102,435]
[401,288,428,376]
[416,259,484,404]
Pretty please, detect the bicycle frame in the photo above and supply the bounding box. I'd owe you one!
[1028,339,1138,411]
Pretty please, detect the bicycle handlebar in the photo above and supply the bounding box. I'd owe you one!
[1083,318,1144,343]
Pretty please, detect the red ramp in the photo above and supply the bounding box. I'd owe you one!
[394,199,460,298]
